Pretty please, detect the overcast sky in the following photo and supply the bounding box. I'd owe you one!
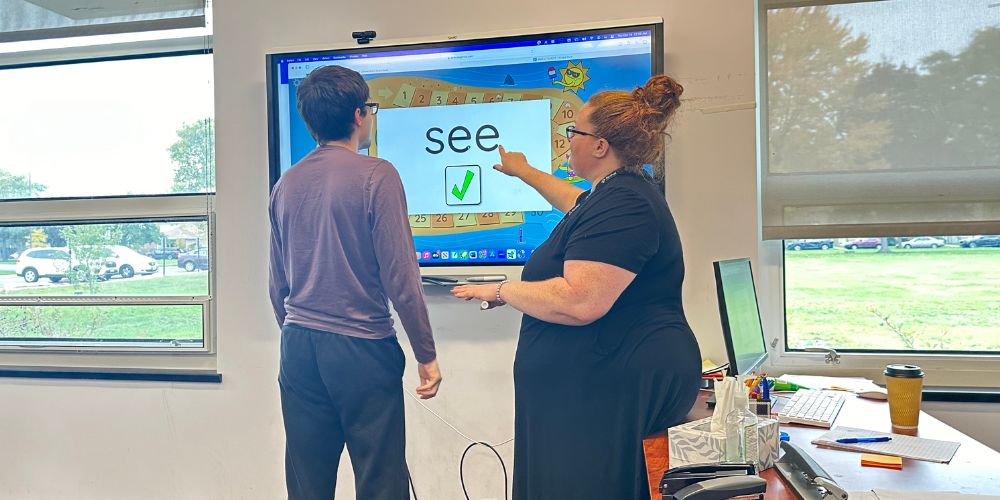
[829,0,1000,67]
[0,53,213,198]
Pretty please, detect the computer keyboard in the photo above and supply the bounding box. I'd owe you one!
[777,389,846,428]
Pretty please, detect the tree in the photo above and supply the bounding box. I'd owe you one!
[28,229,47,248]
[59,224,122,294]
[878,237,892,253]
[0,169,46,199]
[0,227,30,259]
[169,118,215,193]
[42,226,66,248]
[113,222,162,251]
[767,7,892,173]
[858,27,1000,170]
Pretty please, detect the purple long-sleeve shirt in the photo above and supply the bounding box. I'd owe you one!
[268,145,436,363]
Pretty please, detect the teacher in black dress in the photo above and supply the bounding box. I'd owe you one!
[451,75,702,499]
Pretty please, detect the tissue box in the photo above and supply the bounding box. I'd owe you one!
[667,417,781,470]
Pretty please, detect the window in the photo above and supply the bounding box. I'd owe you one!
[784,236,1000,353]
[0,54,215,199]
[2,219,209,297]
[0,4,214,374]
[758,0,1000,373]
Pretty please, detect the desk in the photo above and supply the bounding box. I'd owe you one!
[643,391,1000,498]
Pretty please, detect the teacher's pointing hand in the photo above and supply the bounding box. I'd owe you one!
[494,145,533,178]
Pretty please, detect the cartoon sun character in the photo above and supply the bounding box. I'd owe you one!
[552,61,591,93]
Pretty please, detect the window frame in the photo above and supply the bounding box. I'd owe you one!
[754,0,1000,386]
[0,37,216,375]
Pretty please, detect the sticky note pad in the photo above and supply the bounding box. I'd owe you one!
[861,454,903,470]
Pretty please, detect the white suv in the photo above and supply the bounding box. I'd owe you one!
[16,247,119,284]
[15,247,71,283]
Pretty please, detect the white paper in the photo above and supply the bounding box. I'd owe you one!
[872,489,1000,500]
[777,374,883,392]
[849,492,881,500]
[378,100,553,214]
[812,426,960,463]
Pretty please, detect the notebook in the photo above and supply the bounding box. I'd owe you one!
[811,426,960,463]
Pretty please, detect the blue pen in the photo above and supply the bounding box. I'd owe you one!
[762,376,770,400]
[836,437,892,444]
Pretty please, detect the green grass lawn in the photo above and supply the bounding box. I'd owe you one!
[0,304,203,340]
[0,273,207,340]
[0,270,13,276]
[2,272,208,296]
[785,246,1000,352]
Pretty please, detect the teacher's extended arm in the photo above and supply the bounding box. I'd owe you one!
[451,260,636,326]
[494,145,585,214]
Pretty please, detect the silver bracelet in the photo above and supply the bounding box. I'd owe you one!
[495,280,510,306]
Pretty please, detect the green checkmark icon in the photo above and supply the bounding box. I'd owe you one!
[452,170,475,200]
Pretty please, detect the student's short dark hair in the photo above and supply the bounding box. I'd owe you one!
[295,65,370,143]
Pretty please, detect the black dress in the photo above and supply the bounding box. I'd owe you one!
[512,170,701,500]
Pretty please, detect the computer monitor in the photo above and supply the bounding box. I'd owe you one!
[713,258,769,376]
[266,22,664,266]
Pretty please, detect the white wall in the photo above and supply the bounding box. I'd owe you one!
[0,1,994,499]
[925,402,1000,452]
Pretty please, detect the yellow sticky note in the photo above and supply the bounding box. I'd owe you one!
[861,454,902,470]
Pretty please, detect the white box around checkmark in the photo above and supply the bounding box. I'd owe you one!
[445,165,481,206]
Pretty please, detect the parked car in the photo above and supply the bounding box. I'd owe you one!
[960,235,1000,248]
[107,246,159,278]
[177,247,209,272]
[958,236,981,247]
[148,247,181,260]
[844,238,882,250]
[15,247,116,283]
[15,248,71,283]
[899,237,945,249]
[786,239,835,251]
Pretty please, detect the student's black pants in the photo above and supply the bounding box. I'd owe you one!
[279,324,409,500]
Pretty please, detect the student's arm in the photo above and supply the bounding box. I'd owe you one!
[368,161,442,399]
[494,145,585,214]
[268,194,289,328]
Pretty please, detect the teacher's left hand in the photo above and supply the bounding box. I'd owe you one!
[451,284,503,310]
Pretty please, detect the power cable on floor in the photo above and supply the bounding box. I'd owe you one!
[404,389,513,500]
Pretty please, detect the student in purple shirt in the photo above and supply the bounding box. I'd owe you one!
[269,65,441,500]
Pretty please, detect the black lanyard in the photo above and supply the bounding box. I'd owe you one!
[556,169,625,229]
